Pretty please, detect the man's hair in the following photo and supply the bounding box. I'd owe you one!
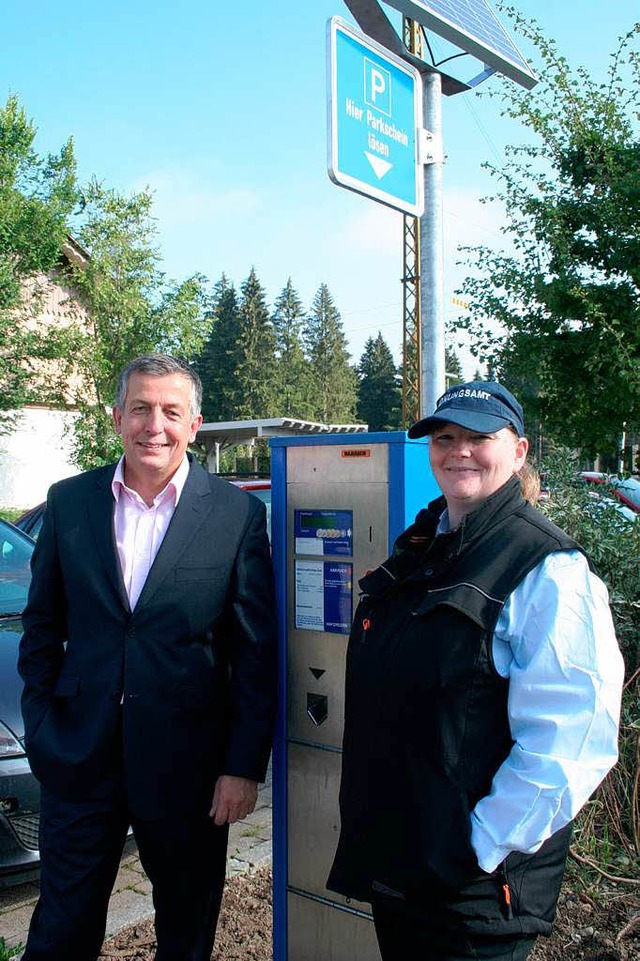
[114,355,202,418]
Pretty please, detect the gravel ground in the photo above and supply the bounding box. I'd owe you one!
[98,867,639,961]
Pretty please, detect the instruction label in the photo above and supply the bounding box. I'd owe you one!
[295,559,353,635]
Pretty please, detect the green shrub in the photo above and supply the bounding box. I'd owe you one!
[0,508,26,524]
[539,446,639,881]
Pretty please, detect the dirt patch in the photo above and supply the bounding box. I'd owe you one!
[99,867,639,960]
[99,869,273,961]
[529,886,640,961]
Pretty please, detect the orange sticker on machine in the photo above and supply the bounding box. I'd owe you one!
[340,449,371,458]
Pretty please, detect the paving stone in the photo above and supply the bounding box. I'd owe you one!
[104,887,155,938]
[243,839,272,869]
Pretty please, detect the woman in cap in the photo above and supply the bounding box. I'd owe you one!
[328,381,623,961]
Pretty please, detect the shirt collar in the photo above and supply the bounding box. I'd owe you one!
[111,455,190,507]
[435,508,453,536]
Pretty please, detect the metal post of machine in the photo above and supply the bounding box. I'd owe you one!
[270,432,439,961]
[420,70,446,417]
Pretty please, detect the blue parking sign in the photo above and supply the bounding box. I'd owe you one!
[327,17,424,216]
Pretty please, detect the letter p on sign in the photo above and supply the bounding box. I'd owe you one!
[364,59,391,117]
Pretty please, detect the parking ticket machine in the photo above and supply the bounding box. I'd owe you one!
[270,432,439,961]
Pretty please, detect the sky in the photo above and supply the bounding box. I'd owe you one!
[2,0,639,376]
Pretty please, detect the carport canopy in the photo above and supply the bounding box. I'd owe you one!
[196,417,368,473]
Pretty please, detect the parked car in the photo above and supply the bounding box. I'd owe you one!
[580,472,640,514]
[0,520,40,886]
[15,477,272,542]
[14,501,45,540]
[230,478,272,541]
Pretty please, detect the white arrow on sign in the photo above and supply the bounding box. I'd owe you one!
[364,152,393,180]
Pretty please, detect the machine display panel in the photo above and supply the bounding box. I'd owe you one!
[294,509,353,557]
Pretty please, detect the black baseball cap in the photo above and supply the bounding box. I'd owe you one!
[408,381,525,439]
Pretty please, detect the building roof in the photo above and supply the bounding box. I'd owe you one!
[197,417,368,454]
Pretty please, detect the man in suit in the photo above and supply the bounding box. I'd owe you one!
[18,354,277,961]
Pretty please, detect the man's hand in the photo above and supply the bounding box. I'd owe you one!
[209,775,258,826]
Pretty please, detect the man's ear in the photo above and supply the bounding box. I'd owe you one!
[189,414,203,443]
[113,407,123,435]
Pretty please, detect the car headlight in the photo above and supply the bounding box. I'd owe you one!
[0,721,26,758]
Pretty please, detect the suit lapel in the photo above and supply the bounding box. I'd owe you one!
[133,459,214,612]
[86,465,131,611]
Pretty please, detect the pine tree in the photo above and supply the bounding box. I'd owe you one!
[194,275,241,421]
[233,267,277,419]
[445,346,464,386]
[357,333,401,430]
[272,279,312,418]
[305,284,357,423]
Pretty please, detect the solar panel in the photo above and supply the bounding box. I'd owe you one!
[383,0,537,89]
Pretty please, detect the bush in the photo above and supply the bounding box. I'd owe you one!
[539,446,639,881]
[0,508,26,524]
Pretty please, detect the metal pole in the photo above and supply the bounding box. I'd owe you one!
[401,16,422,428]
[419,71,445,417]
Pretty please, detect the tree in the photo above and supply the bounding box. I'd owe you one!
[272,278,312,418]
[194,275,241,422]
[445,346,464,386]
[305,284,357,423]
[232,268,277,420]
[357,333,401,430]
[457,19,640,458]
[485,358,498,383]
[0,94,78,429]
[60,180,209,469]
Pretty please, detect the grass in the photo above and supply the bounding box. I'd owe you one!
[240,824,263,838]
[0,939,23,960]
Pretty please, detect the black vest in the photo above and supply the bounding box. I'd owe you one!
[328,477,579,936]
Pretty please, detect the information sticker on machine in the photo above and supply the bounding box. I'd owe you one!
[294,509,353,557]
[295,559,353,635]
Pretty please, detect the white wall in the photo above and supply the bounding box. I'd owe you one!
[0,407,79,509]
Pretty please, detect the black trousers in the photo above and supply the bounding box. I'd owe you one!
[23,786,229,961]
[372,903,537,961]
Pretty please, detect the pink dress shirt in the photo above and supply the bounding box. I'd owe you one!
[111,456,190,610]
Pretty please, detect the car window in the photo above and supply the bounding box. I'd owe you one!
[0,520,34,615]
[248,490,272,541]
[24,512,44,539]
[615,478,640,511]
[15,503,45,539]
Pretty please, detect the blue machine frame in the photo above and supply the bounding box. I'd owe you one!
[269,431,438,960]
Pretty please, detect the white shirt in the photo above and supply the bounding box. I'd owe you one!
[111,456,190,610]
[435,512,624,874]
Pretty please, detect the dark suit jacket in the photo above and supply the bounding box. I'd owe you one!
[18,456,277,819]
